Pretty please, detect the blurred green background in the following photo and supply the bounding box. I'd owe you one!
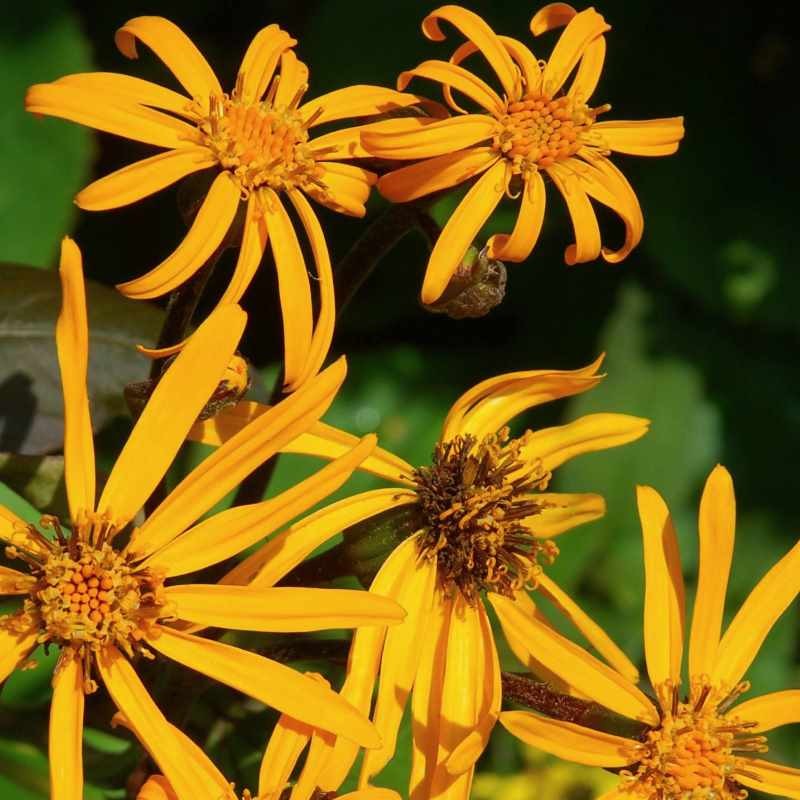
[1,0,799,797]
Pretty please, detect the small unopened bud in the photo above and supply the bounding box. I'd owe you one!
[424,246,507,319]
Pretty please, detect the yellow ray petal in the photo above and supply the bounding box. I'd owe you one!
[422,6,518,99]
[0,566,35,595]
[569,35,606,102]
[377,147,498,204]
[116,172,240,299]
[530,3,578,34]
[1,622,39,682]
[537,573,639,684]
[499,711,635,767]
[55,72,192,117]
[97,645,223,798]
[397,60,503,115]
[531,492,605,538]
[422,159,506,305]
[638,485,684,690]
[0,506,47,557]
[129,358,344,561]
[137,776,178,800]
[287,190,335,387]
[712,538,800,689]
[689,465,736,681]
[521,412,650,473]
[735,758,800,800]
[547,162,601,264]
[731,690,800,733]
[56,237,95,519]
[49,654,84,800]
[258,714,313,799]
[274,50,309,108]
[442,356,604,442]
[236,24,296,105]
[25,83,196,149]
[147,626,380,747]
[341,790,400,800]
[300,85,433,127]
[99,304,246,530]
[76,147,216,211]
[309,117,438,160]
[115,16,222,104]
[487,169,546,261]
[312,162,376,218]
[361,555,437,780]
[291,728,336,800]
[539,7,610,96]
[591,117,685,156]
[489,593,658,724]
[363,114,497,161]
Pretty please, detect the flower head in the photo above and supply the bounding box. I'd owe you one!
[25,18,428,389]
[362,4,685,304]
[497,465,800,800]
[0,238,404,800]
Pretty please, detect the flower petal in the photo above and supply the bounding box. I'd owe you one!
[521,412,650,473]
[25,83,196,149]
[300,85,433,127]
[590,117,685,156]
[570,36,606,102]
[76,147,216,211]
[116,171,240,300]
[0,619,40,681]
[530,3,579,35]
[147,626,380,747]
[115,16,222,104]
[422,159,506,305]
[258,714,313,798]
[129,358,345,560]
[377,147,498,203]
[499,711,635,767]
[732,690,800,733]
[312,162,376,218]
[422,6,518,98]
[489,592,658,724]
[397,61,503,115]
[49,654,84,800]
[689,465,736,681]
[309,117,437,160]
[532,492,606,538]
[273,50,309,109]
[56,237,96,519]
[735,759,800,800]
[487,169,546,261]
[548,162,601,265]
[293,728,336,800]
[0,566,35,595]
[235,24,297,104]
[638,485,685,690]
[138,776,178,800]
[712,538,800,688]
[99,304,246,530]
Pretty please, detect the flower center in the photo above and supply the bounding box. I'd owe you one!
[626,683,768,800]
[412,428,556,601]
[493,94,608,175]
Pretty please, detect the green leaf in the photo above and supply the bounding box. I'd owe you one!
[0,647,58,709]
[0,6,92,267]
[82,727,132,757]
[0,738,49,799]
[0,454,67,519]
[0,264,163,454]
[0,478,42,524]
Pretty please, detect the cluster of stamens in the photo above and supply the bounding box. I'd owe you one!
[624,682,767,800]
[493,94,609,175]
[412,428,556,601]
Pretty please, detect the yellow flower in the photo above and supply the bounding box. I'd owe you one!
[25,18,427,390]
[361,4,685,304]
[0,238,405,800]
[133,675,400,800]
[191,356,649,799]
[496,465,800,800]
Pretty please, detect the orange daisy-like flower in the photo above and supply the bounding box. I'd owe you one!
[25,18,428,390]
[192,356,649,799]
[0,239,404,800]
[361,4,685,304]
[496,466,800,800]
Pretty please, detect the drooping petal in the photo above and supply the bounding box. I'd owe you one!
[486,169,546,261]
[99,304,246,530]
[0,619,40,682]
[300,85,433,127]
[116,172,240,299]
[138,776,178,800]
[397,61,503,115]
[378,147,499,203]
[499,711,635,767]
[712,538,800,689]
[273,50,309,109]
[49,654,84,800]
[521,412,650,473]
[76,147,216,211]
[547,162,601,265]
[25,83,197,149]
[146,626,380,747]
[569,36,606,102]
[422,6,518,98]
[115,16,222,104]
[638,485,684,690]
[732,691,800,733]
[537,573,639,684]
[489,593,659,724]
[442,356,605,442]
[422,159,506,305]
[236,24,297,105]
[309,117,439,160]
[313,162,376,218]
[258,714,313,799]
[590,117,685,156]
[735,759,800,800]
[0,566,35,595]
[531,492,605,538]
[688,465,736,681]
[530,3,579,35]
[128,358,345,560]
[56,237,95,519]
